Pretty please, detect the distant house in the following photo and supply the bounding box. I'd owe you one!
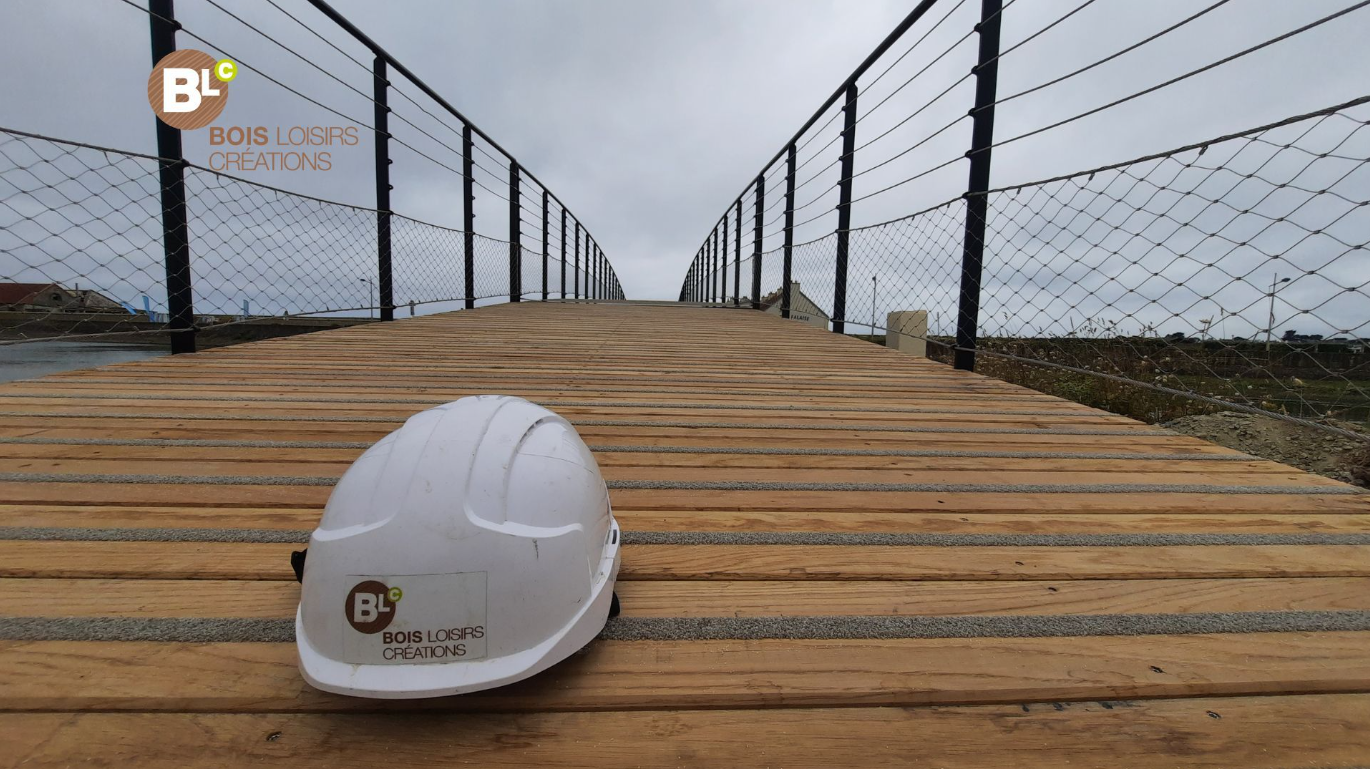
[0,282,123,312]
[759,282,830,330]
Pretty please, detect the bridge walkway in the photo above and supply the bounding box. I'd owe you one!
[2,301,1369,767]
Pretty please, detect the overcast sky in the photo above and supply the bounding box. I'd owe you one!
[1,0,1367,327]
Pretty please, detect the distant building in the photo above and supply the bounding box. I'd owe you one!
[0,282,123,312]
[759,282,830,330]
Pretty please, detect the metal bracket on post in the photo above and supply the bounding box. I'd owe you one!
[373,55,393,321]
[508,162,521,302]
[833,82,858,335]
[559,207,567,299]
[955,0,1002,371]
[462,124,475,309]
[149,0,195,354]
[751,174,764,309]
[781,144,796,319]
[541,190,549,301]
[733,199,742,306]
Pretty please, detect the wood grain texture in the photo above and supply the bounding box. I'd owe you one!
[5,540,1368,580]
[3,633,1369,712]
[6,694,1370,769]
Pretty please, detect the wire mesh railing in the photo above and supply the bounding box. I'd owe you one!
[1,0,622,352]
[680,0,1370,441]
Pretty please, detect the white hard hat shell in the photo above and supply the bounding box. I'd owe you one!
[295,395,620,698]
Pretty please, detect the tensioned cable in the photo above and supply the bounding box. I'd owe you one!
[773,0,1357,227]
[836,93,1370,235]
[790,0,972,171]
[264,0,530,206]
[763,0,1020,217]
[263,0,369,73]
[985,0,1236,113]
[115,0,495,195]
[972,0,1370,158]
[0,126,501,240]
[198,0,488,187]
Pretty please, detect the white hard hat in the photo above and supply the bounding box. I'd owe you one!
[293,395,621,699]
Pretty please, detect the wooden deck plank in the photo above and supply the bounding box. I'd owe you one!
[6,505,1370,534]
[0,456,1335,486]
[3,541,1368,580]
[6,694,1370,769]
[3,633,1369,712]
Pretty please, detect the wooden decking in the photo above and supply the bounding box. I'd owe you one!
[2,301,1369,767]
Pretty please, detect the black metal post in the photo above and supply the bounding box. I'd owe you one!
[541,189,549,301]
[509,162,521,302]
[721,215,729,304]
[734,199,742,306]
[149,0,195,353]
[711,227,720,303]
[573,222,581,298]
[833,82,858,335]
[955,0,1002,371]
[462,124,475,309]
[559,207,567,298]
[751,175,764,309]
[704,241,711,302]
[781,144,796,319]
[373,56,393,321]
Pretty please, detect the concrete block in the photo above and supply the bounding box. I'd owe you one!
[886,310,928,357]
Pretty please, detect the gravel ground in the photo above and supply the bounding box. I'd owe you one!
[1165,411,1370,487]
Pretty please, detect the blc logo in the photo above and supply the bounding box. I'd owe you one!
[345,580,404,634]
[147,49,237,130]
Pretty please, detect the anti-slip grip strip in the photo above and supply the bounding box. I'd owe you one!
[3,611,1369,643]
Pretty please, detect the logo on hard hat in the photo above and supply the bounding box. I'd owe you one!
[345,580,403,634]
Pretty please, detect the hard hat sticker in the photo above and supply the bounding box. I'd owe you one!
[340,571,487,665]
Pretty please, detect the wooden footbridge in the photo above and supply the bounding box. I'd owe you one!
[2,302,1370,767]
